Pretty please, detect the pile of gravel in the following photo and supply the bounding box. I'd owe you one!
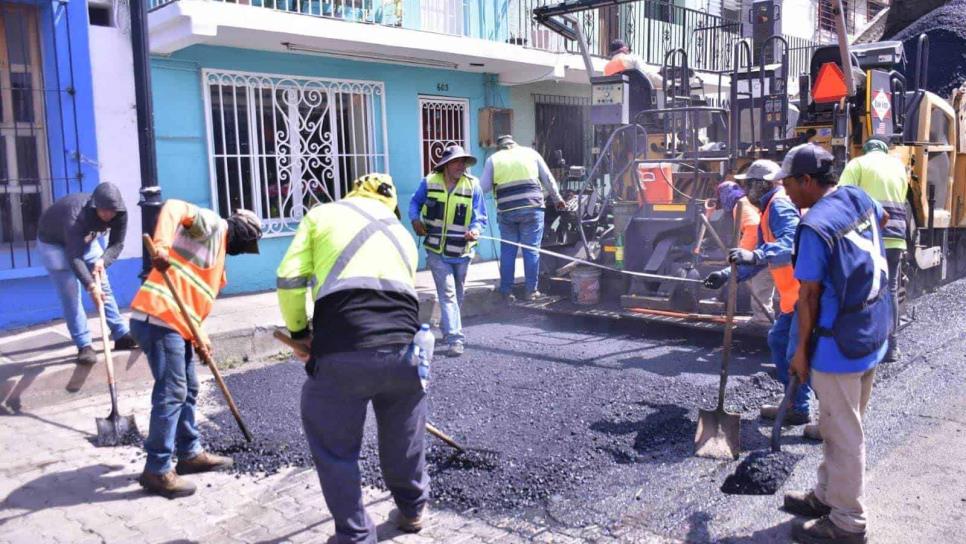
[890,0,966,98]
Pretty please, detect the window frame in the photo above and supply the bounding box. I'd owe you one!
[417,95,470,177]
[201,68,389,238]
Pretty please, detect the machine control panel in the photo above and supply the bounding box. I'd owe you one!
[591,75,629,125]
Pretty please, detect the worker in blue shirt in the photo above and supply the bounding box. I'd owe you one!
[704,160,813,426]
[409,145,487,357]
[776,143,891,544]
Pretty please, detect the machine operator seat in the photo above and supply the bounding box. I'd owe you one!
[617,68,661,128]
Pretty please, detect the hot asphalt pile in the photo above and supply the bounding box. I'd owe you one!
[890,0,966,98]
[199,313,781,520]
[721,450,803,495]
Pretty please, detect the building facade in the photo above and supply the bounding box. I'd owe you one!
[0,0,143,330]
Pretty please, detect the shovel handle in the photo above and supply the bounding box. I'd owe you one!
[715,200,742,412]
[771,375,800,452]
[142,234,253,443]
[698,212,775,324]
[94,273,117,389]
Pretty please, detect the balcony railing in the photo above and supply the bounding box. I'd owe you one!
[149,0,817,75]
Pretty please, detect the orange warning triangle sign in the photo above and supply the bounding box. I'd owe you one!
[812,61,849,103]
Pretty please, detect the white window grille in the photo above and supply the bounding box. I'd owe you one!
[419,0,464,35]
[418,96,469,176]
[203,69,388,236]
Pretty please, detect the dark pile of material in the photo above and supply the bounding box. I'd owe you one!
[198,313,776,521]
[890,0,966,98]
[721,450,804,495]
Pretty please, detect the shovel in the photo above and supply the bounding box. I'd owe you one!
[143,235,253,442]
[93,272,139,447]
[694,202,743,460]
[272,329,472,453]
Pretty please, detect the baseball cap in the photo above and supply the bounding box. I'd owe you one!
[764,143,834,181]
[734,159,781,181]
[608,39,629,56]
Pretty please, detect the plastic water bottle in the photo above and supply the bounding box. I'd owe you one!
[413,324,435,390]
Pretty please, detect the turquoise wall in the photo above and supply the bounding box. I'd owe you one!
[151,46,508,295]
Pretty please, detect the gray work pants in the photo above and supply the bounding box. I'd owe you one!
[301,346,429,544]
[885,248,903,356]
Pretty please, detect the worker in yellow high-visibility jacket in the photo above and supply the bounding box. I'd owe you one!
[276,174,427,543]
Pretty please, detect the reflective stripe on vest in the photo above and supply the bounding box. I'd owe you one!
[761,189,800,314]
[878,199,906,241]
[315,200,417,300]
[130,221,227,341]
[421,172,476,258]
[491,147,543,213]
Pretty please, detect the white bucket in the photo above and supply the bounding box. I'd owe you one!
[571,266,601,305]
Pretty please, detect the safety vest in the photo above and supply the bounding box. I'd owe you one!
[130,207,227,341]
[838,152,908,249]
[421,172,477,258]
[276,196,417,333]
[760,188,800,315]
[794,186,892,360]
[491,146,544,213]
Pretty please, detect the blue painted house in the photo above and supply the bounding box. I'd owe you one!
[0,0,145,330]
[142,0,608,295]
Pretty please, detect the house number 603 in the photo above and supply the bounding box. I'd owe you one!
[437,83,449,91]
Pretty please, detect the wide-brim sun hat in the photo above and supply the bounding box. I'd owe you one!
[434,145,478,172]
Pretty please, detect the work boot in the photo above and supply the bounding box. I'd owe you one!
[759,404,780,419]
[523,290,543,302]
[138,470,196,499]
[783,490,832,518]
[448,342,464,357]
[113,334,138,351]
[762,406,810,425]
[803,423,823,441]
[792,515,867,544]
[396,506,428,533]
[77,345,96,366]
[175,451,234,475]
[883,346,901,363]
[500,292,517,303]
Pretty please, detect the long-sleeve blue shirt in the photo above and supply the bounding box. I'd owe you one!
[408,175,488,263]
[725,187,801,282]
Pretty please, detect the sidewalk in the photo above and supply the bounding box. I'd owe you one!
[0,258,521,411]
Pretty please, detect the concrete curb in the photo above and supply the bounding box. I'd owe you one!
[1,282,505,411]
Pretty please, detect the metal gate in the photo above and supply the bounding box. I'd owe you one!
[0,3,52,271]
[533,94,590,177]
[418,96,468,176]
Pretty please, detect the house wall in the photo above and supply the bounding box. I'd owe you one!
[150,45,510,295]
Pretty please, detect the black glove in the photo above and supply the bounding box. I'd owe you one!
[728,248,758,265]
[704,271,728,289]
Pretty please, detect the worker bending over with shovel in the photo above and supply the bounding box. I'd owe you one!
[409,145,487,357]
[704,160,815,430]
[36,182,137,365]
[780,143,891,544]
[276,174,428,544]
[129,201,262,498]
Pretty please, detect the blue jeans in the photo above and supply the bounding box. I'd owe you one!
[302,346,428,544]
[38,240,129,349]
[769,311,813,413]
[425,252,469,345]
[130,319,202,475]
[498,207,544,294]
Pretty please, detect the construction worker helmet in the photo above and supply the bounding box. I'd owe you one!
[346,173,399,216]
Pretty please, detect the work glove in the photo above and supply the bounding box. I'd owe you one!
[703,271,728,290]
[728,248,759,265]
[411,220,427,236]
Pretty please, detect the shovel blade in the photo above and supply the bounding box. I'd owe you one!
[95,413,140,448]
[694,408,741,460]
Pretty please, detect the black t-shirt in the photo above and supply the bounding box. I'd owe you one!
[310,288,419,355]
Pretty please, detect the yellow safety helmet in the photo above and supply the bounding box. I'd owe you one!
[346,173,399,216]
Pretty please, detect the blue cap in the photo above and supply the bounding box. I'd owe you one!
[764,143,835,181]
